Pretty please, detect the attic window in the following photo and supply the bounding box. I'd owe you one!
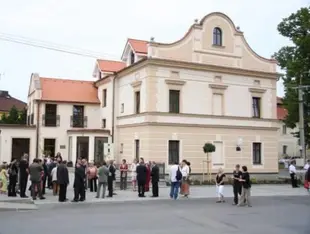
[213,27,222,46]
[130,51,135,65]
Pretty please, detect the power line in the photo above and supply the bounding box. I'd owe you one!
[0,32,120,60]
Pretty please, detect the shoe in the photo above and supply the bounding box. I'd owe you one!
[95,196,99,199]
[71,200,78,202]
[39,197,46,200]
[32,197,37,200]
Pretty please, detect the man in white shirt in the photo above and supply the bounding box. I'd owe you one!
[169,161,182,200]
[303,160,310,170]
[289,160,299,188]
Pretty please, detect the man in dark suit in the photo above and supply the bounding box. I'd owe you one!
[151,161,159,197]
[72,161,86,202]
[136,157,147,197]
[57,160,69,202]
[107,160,116,197]
[19,154,29,198]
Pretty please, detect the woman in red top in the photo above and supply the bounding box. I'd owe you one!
[120,159,128,190]
[145,162,151,192]
[87,162,98,192]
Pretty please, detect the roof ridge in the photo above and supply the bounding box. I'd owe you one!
[97,59,125,63]
[40,77,94,83]
[128,38,148,42]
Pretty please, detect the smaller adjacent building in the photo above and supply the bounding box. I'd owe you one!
[0,90,26,118]
[25,74,111,163]
[277,97,299,158]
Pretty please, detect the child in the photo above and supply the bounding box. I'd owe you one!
[0,164,8,194]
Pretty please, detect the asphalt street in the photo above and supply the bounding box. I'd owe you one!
[0,196,309,234]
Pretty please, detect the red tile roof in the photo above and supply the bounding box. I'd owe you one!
[128,39,148,54]
[277,107,288,120]
[40,77,100,104]
[97,59,126,73]
[0,91,26,112]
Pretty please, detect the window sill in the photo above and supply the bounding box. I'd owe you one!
[252,164,263,168]
[212,44,225,49]
[252,116,261,119]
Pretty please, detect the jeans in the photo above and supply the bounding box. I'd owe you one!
[170,181,180,200]
[97,182,107,198]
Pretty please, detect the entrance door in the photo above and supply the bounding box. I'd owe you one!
[94,137,108,163]
[77,137,89,160]
[44,138,56,157]
[11,138,30,161]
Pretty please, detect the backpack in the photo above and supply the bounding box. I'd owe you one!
[176,167,182,181]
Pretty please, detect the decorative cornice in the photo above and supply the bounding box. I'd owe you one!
[131,80,142,88]
[165,79,186,86]
[116,122,279,131]
[249,88,266,93]
[209,84,228,90]
[117,111,279,123]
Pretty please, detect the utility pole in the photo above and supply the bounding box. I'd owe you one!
[292,84,310,165]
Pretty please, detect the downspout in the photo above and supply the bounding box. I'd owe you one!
[35,100,40,158]
[111,75,116,143]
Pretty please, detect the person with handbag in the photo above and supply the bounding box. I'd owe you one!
[8,159,18,197]
[180,160,190,198]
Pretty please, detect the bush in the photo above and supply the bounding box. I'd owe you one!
[203,143,216,153]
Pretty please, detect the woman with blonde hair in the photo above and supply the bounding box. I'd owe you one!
[215,168,226,203]
[131,159,137,191]
[0,164,8,194]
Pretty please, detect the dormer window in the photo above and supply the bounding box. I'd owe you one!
[130,51,135,64]
[213,27,222,46]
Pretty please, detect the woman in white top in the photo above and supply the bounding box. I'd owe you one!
[215,168,226,203]
[131,159,138,191]
[51,165,58,196]
[180,160,190,197]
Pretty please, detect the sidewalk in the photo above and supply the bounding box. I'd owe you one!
[33,184,309,207]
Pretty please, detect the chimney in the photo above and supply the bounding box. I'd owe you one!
[0,90,9,97]
[150,37,155,42]
[194,19,199,24]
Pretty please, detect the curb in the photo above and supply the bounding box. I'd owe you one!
[0,198,34,204]
[0,202,38,211]
[35,194,309,209]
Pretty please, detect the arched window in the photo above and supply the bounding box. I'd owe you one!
[213,27,222,46]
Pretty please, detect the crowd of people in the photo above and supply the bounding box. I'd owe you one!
[0,153,309,205]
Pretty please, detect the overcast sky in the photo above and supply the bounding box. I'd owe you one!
[0,0,309,102]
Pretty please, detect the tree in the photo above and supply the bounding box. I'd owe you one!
[273,7,310,147]
[18,108,27,124]
[6,106,20,124]
[0,106,27,125]
[0,112,7,123]
[203,143,216,182]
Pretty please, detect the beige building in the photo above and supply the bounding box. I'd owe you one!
[95,12,279,174]
[0,12,281,174]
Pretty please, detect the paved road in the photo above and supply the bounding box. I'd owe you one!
[0,196,309,234]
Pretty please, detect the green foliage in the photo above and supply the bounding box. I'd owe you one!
[0,112,7,123]
[0,106,27,125]
[18,108,27,124]
[273,7,310,147]
[203,143,216,153]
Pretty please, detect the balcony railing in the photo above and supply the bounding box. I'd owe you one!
[70,115,87,128]
[42,114,60,127]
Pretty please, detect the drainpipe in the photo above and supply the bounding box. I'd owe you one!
[35,100,40,158]
[111,75,116,143]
